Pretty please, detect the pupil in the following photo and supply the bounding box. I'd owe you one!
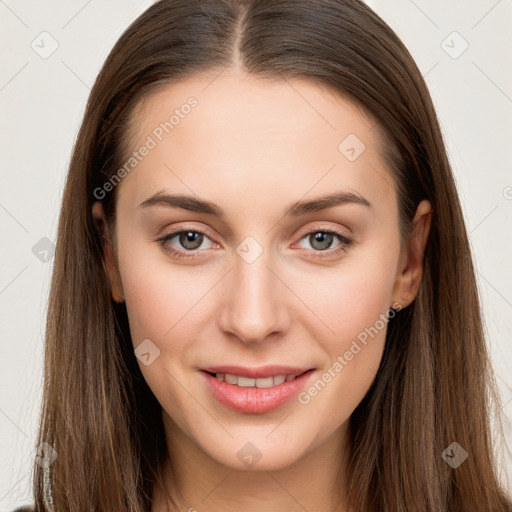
[311,232,332,250]
[180,231,202,250]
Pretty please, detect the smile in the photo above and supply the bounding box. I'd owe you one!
[207,372,301,388]
[200,367,316,414]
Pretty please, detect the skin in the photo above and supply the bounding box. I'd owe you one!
[93,70,432,512]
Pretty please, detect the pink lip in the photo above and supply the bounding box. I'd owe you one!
[200,365,312,379]
[200,368,316,414]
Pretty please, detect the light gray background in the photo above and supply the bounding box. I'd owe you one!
[1,0,511,509]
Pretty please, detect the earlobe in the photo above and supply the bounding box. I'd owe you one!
[91,201,125,303]
[391,199,433,309]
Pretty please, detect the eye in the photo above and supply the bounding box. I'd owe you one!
[156,226,353,260]
[295,228,352,257]
[157,229,217,259]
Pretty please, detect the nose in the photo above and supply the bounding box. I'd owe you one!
[218,249,291,344]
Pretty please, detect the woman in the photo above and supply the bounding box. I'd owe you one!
[18,0,512,511]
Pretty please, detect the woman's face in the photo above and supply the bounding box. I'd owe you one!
[100,71,428,472]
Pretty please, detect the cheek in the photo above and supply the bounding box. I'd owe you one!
[119,230,399,352]
[115,227,215,342]
[121,263,216,347]
[118,253,213,414]
[290,250,398,344]
[290,249,398,413]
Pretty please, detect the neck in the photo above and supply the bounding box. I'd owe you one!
[152,412,353,512]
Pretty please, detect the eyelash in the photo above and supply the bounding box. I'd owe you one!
[156,227,353,260]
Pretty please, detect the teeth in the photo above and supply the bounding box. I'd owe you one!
[273,375,286,385]
[225,373,237,385]
[216,373,298,387]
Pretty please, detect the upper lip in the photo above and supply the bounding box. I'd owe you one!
[200,365,314,379]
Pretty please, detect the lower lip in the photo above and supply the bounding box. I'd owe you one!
[200,369,315,414]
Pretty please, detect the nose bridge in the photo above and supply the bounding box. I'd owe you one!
[218,241,289,343]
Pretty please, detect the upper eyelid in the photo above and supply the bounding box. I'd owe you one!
[157,225,218,244]
[294,223,352,241]
[158,224,352,249]
[292,229,352,251]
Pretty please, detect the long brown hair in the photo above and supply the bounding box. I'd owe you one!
[31,0,511,510]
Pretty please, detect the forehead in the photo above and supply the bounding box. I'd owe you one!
[118,71,397,216]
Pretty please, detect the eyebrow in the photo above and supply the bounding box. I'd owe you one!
[138,190,372,218]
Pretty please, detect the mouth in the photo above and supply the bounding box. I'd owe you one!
[202,370,310,388]
[199,366,316,414]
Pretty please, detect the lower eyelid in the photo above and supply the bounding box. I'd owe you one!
[162,230,216,250]
[296,229,351,246]
[158,228,351,255]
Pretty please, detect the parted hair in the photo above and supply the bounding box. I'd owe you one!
[28,1,511,511]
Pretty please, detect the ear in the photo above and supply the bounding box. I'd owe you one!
[391,199,432,309]
[92,201,125,303]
